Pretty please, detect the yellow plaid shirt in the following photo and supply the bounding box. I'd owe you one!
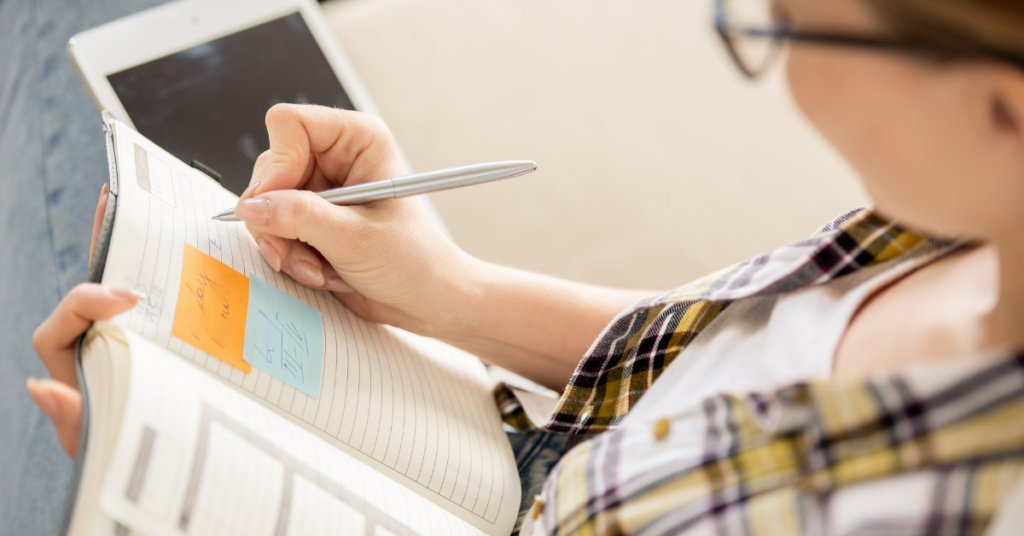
[495,208,1024,535]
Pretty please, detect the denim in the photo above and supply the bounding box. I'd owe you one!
[0,3,562,535]
[0,1,163,534]
[506,430,585,536]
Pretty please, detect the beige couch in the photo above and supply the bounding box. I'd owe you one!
[322,0,868,290]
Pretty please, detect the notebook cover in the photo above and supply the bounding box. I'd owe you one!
[59,112,120,536]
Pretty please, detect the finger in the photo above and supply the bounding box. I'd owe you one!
[300,153,316,189]
[245,155,333,246]
[33,284,143,386]
[235,189,365,251]
[255,234,287,272]
[255,104,403,196]
[89,184,109,263]
[256,235,352,292]
[305,158,336,193]
[247,152,315,199]
[278,239,357,291]
[241,151,273,201]
[244,153,302,247]
[302,246,354,293]
[281,239,325,288]
[27,378,82,457]
[242,152,283,268]
[321,263,354,293]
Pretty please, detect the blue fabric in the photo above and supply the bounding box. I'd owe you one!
[0,1,164,534]
[507,430,583,535]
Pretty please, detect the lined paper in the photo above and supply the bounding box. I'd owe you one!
[98,330,488,536]
[100,122,518,535]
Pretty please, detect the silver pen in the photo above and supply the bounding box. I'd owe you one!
[211,160,537,222]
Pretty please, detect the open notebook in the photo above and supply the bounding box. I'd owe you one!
[63,115,521,536]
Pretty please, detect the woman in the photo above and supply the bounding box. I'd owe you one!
[29,0,1024,533]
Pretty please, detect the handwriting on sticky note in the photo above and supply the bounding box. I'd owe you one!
[172,244,251,372]
[244,276,323,398]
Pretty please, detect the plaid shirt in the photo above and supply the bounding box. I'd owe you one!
[494,208,1024,535]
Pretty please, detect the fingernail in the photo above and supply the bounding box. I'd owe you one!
[240,180,262,200]
[257,238,282,272]
[325,275,353,293]
[235,198,271,226]
[27,379,58,420]
[290,259,325,287]
[107,287,146,301]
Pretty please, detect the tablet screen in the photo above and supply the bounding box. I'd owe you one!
[107,13,354,195]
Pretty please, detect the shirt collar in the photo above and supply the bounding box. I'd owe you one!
[654,207,953,306]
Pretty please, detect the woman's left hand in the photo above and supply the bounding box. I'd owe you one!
[28,185,143,457]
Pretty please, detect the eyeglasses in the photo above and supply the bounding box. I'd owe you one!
[714,0,1024,79]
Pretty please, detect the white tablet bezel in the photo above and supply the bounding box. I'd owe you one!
[67,0,452,234]
[67,0,382,128]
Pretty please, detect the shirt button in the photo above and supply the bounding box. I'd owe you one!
[652,417,671,440]
[532,495,544,520]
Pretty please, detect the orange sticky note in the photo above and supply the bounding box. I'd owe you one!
[172,244,251,372]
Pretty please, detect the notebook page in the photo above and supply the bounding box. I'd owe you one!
[100,121,519,536]
[67,327,130,536]
[99,328,487,536]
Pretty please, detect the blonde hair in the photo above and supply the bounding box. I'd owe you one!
[866,0,1024,62]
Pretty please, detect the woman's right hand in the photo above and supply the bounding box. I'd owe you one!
[234,104,476,340]
[236,104,655,391]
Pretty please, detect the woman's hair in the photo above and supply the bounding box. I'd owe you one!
[865,0,1024,62]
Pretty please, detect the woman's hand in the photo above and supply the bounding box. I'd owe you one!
[234,104,473,338]
[28,185,143,457]
[235,104,659,391]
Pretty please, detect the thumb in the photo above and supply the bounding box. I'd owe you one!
[235,189,362,250]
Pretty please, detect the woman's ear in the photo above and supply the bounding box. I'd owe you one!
[984,65,1024,170]
[992,94,1018,135]
[988,66,1024,138]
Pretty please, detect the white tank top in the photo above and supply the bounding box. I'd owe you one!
[620,250,938,426]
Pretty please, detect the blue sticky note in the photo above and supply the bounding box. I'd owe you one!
[244,275,324,398]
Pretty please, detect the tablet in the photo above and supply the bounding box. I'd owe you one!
[68,0,381,195]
